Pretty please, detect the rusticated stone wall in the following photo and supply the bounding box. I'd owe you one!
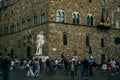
[0,0,120,61]
[47,23,120,61]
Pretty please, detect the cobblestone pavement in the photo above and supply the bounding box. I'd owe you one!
[0,68,120,80]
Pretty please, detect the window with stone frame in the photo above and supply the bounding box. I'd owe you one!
[41,12,45,24]
[115,37,120,44]
[102,0,106,4]
[72,12,80,25]
[101,38,104,47]
[28,18,31,28]
[86,36,89,46]
[11,24,14,33]
[10,0,14,4]
[116,20,120,29]
[5,12,7,17]
[56,11,60,22]
[4,48,7,53]
[89,0,92,3]
[117,6,120,12]
[86,14,93,26]
[0,2,2,9]
[4,25,8,34]
[18,40,20,48]
[4,0,9,6]
[63,33,67,45]
[22,21,26,30]
[33,15,37,26]
[56,10,65,23]
[17,23,21,31]
[0,27,2,36]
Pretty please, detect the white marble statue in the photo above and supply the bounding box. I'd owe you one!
[36,31,45,55]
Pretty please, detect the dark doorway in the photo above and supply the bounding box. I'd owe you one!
[27,47,31,58]
[0,52,2,56]
[101,54,105,64]
[10,49,14,58]
[86,36,89,46]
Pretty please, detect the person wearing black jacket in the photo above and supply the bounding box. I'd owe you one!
[1,55,11,80]
[82,58,89,78]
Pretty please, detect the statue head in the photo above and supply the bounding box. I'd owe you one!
[40,31,44,35]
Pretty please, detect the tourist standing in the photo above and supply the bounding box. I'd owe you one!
[64,58,69,74]
[55,59,59,70]
[45,58,50,74]
[70,60,75,79]
[82,58,89,78]
[0,55,2,71]
[88,58,93,75]
[39,58,43,73]
[26,59,34,77]
[70,59,78,79]
[1,55,11,80]
[101,62,107,74]
[110,58,116,75]
[34,58,40,77]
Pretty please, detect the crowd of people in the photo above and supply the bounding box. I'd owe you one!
[101,58,120,75]
[0,55,120,80]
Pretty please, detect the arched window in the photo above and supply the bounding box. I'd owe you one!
[4,0,10,6]
[72,12,80,25]
[56,10,65,23]
[28,18,31,28]
[22,21,25,29]
[90,16,93,26]
[41,12,45,24]
[61,12,65,23]
[102,0,106,4]
[17,23,20,31]
[87,16,90,26]
[86,14,93,26]
[11,24,14,33]
[4,25,8,34]
[56,11,61,22]
[116,20,120,29]
[33,15,37,26]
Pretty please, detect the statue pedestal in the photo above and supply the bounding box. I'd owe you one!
[34,54,41,58]
[33,54,49,62]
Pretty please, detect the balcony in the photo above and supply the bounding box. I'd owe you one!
[96,22,111,32]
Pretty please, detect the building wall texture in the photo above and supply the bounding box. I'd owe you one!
[0,0,120,61]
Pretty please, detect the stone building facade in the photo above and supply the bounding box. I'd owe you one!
[0,0,120,62]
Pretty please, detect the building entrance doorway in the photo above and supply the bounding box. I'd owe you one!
[0,52,2,56]
[101,54,106,63]
[10,49,14,58]
[27,47,31,58]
